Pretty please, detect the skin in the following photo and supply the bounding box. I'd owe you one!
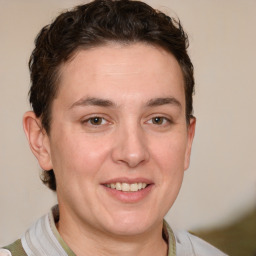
[24,43,196,256]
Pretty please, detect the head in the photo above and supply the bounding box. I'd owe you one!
[24,0,195,237]
[28,0,194,191]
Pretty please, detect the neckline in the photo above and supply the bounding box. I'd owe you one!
[49,205,176,256]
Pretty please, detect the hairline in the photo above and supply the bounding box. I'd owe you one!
[44,40,191,135]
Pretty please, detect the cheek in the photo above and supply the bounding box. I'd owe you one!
[149,135,187,216]
[151,134,188,172]
[50,131,111,178]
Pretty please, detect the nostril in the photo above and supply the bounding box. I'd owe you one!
[111,128,150,167]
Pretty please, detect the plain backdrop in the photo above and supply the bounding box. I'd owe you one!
[1,0,255,246]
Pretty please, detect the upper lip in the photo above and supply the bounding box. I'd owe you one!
[101,177,154,185]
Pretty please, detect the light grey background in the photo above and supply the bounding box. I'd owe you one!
[1,0,256,246]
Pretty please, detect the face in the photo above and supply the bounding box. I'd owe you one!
[40,43,195,236]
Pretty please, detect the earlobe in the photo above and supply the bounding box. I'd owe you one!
[23,111,53,171]
[184,117,196,170]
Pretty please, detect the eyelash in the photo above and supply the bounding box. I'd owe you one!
[81,116,108,126]
[146,116,172,126]
[81,115,172,127]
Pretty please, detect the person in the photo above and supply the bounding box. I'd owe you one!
[0,0,227,255]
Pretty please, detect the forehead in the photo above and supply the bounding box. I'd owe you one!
[56,43,185,108]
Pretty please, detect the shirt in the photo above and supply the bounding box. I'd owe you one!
[1,205,227,256]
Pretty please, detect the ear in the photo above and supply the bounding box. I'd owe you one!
[23,111,53,171]
[184,117,196,170]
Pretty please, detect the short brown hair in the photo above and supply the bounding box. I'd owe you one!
[29,0,194,191]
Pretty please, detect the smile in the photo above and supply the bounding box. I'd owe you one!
[104,182,148,192]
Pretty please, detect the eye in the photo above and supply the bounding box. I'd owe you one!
[151,117,165,125]
[148,116,170,125]
[84,117,107,126]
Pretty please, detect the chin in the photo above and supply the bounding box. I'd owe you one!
[102,212,158,236]
[108,224,150,237]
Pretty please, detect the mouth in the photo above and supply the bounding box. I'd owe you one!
[104,182,148,192]
[101,179,154,203]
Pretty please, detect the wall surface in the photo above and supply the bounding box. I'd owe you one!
[1,0,255,246]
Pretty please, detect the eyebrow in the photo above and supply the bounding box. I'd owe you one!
[69,96,182,109]
[146,97,182,109]
[70,97,115,109]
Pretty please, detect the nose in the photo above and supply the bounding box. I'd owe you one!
[111,124,150,168]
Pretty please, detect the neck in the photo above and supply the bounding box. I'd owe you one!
[57,213,168,256]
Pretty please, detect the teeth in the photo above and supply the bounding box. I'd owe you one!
[130,183,138,192]
[116,182,122,190]
[105,182,148,192]
[121,183,130,192]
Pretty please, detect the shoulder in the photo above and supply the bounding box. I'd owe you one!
[175,230,228,256]
[0,249,12,256]
[0,239,27,256]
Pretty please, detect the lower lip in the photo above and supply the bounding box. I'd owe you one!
[102,184,154,203]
